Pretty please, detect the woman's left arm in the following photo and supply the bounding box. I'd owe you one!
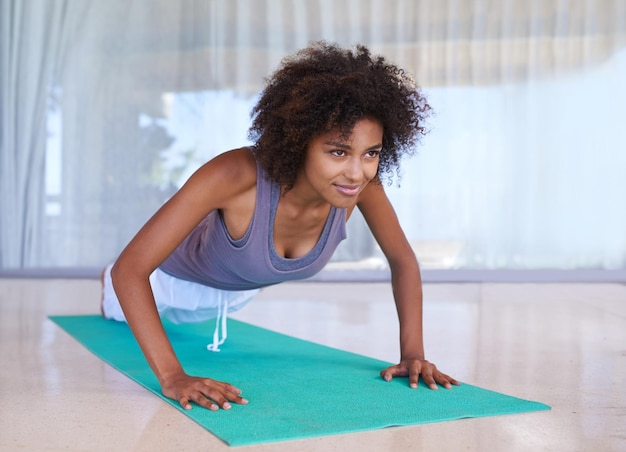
[357,181,460,390]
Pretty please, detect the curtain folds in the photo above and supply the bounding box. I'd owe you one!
[0,0,77,266]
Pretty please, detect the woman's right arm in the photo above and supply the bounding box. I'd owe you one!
[110,148,257,410]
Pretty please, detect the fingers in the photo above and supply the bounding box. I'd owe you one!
[383,360,434,389]
[191,381,249,411]
[186,386,222,411]
[380,364,408,382]
[419,368,461,390]
[435,372,462,389]
[179,396,193,411]
[408,360,423,389]
[166,377,249,411]
[417,363,460,390]
[381,360,461,391]
[219,382,249,403]
[419,367,438,390]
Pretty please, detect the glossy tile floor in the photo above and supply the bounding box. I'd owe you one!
[0,278,624,451]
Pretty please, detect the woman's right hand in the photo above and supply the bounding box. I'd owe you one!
[161,371,249,411]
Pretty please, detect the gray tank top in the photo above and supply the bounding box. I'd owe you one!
[159,154,347,290]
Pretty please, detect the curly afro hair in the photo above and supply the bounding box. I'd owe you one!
[248,41,432,190]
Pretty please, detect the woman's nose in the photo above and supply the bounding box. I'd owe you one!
[344,158,364,181]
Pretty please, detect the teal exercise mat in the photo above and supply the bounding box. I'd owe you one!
[50,315,550,446]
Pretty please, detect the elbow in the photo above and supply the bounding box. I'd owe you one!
[110,256,138,289]
[109,260,124,290]
[110,254,156,288]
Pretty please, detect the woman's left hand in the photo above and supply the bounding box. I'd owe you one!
[380,359,461,390]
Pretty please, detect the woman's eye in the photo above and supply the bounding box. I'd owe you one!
[331,149,346,157]
[366,150,381,158]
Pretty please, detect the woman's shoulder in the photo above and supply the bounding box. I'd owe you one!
[196,147,257,189]
[177,147,257,210]
[210,146,256,175]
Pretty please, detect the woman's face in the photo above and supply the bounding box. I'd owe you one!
[296,118,383,208]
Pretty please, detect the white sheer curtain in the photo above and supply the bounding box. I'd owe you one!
[1,0,625,274]
[0,0,89,267]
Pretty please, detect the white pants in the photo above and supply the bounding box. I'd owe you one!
[101,264,259,350]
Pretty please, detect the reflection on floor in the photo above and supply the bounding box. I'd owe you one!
[0,278,624,451]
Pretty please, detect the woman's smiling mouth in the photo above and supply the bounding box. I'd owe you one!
[334,184,361,196]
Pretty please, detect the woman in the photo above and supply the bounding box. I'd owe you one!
[102,41,460,411]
